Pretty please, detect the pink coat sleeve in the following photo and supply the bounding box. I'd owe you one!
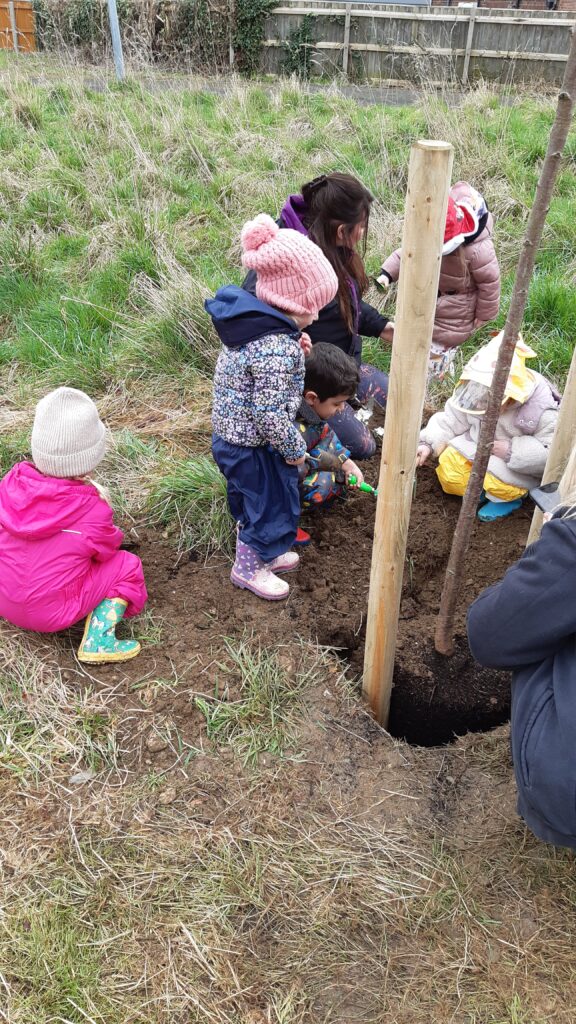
[381,248,402,283]
[468,236,501,324]
[83,501,125,563]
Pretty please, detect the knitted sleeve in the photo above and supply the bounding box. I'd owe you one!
[249,336,307,461]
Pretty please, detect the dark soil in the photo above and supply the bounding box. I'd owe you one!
[87,453,531,751]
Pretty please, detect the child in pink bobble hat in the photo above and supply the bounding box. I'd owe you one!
[207,213,338,601]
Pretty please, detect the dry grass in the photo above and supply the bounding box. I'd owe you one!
[0,59,576,1024]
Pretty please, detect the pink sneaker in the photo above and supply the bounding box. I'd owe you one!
[268,551,300,574]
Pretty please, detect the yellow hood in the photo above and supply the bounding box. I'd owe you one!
[458,332,537,406]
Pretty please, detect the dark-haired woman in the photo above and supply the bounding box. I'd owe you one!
[244,172,394,460]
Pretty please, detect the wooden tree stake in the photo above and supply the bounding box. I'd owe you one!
[362,140,453,727]
[434,26,576,656]
[527,341,576,545]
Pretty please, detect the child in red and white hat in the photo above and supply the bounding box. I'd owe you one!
[377,182,501,378]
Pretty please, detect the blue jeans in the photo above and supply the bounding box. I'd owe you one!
[212,436,300,562]
[326,363,388,460]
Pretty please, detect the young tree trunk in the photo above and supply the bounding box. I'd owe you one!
[434,28,576,657]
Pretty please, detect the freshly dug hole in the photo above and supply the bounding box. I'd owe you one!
[388,637,511,747]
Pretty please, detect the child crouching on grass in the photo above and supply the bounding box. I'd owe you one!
[208,213,338,601]
[416,333,559,521]
[294,343,365,544]
[0,387,147,662]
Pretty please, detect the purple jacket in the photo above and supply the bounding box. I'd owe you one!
[243,195,388,365]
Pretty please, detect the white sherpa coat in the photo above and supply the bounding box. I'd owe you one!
[420,377,558,491]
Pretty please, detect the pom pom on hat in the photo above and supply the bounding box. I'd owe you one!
[240,213,279,252]
[240,212,338,319]
[31,387,107,478]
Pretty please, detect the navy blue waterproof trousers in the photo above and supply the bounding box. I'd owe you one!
[212,436,300,562]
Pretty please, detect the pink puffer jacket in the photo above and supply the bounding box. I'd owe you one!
[0,462,147,632]
[381,188,501,350]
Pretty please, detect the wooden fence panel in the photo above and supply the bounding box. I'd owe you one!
[0,0,36,52]
[263,2,575,84]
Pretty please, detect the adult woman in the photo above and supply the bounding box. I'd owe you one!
[244,172,393,459]
[467,445,576,849]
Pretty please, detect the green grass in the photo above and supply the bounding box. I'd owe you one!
[1,65,576,1024]
[148,453,234,555]
[195,637,331,764]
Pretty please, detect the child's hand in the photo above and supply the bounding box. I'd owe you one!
[286,455,306,467]
[416,444,432,467]
[376,274,390,289]
[543,512,552,524]
[342,459,364,485]
[491,439,511,460]
[380,322,395,343]
[299,332,312,357]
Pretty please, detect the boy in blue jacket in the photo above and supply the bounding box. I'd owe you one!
[207,214,338,601]
[467,442,576,849]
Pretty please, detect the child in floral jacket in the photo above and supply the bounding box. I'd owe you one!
[208,214,338,601]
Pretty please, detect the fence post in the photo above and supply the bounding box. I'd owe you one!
[342,3,351,75]
[526,342,576,545]
[8,0,18,52]
[362,140,453,727]
[462,7,477,85]
[229,0,235,68]
[107,0,125,82]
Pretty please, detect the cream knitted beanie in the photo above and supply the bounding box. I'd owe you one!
[31,387,107,478]
[241,213,338,318]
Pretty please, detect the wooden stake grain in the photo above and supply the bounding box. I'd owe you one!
[362,140,453,727]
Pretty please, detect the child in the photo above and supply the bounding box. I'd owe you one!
[243,172,394,460]
[467,442,576,849]
[296,343,365,523]
[416,333,559,521]
[0,387,147,662]
[207,213,338,601]
[378,182,500,378]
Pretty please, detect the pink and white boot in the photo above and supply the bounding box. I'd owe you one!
[231,539,291,601]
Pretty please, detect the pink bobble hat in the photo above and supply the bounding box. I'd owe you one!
[241,213,338,318]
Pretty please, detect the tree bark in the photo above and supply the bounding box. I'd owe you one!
[434,27,576,657]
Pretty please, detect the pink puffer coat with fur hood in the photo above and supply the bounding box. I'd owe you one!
[381,181,501,349]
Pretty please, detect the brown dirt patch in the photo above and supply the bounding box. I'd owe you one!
[66,449,531,756]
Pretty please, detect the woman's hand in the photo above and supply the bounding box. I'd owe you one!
[380,322,395,343]
[416,443,432,467]
[299,332,312,357]
[376,274,390,289]
[286,455,306,467]
[342,459,364,485]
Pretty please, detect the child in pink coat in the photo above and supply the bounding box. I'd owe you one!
[0,387,147,663]
[378,182,501,378]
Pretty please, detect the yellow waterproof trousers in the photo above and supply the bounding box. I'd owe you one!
[436,447,527,501]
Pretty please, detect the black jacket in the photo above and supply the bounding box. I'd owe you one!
[467,514,576,849]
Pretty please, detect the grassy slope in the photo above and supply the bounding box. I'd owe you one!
[1,58,576,1023]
